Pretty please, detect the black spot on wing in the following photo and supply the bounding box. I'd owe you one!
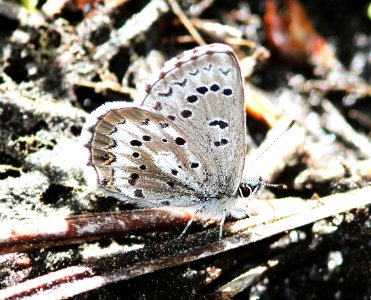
[167,181,175,187]
[173,78,187,87]
[203,63,212,71]
[175,137,186,145]
[181,110,192,118]
[130,140,142,147]
[210,84,220,92]
[209,120,229,129]
[134,189,144,198]
[220,68,231,76]
[128,173,139,185]
[190,162,199,168]
[159,121,169,128]
[101,177,110,186]
[223,88,233,96]
[214,139,229,147]
[141,118,150,126]
[196,86,208,94]
[187,95,198,103]
[158,87,173,97]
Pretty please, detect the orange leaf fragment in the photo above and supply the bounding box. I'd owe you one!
[264,0,337,73]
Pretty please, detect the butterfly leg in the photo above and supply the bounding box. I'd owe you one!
[178,205,205,238]
[219,208,227,239]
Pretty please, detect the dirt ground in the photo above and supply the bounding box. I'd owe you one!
[0,0,370,299]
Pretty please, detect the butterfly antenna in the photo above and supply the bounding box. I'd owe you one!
[245,120,296,171]
[263,182,287,189]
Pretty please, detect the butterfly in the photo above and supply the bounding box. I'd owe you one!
[81,43,253,235]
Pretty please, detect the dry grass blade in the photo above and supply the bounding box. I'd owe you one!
[167,0,206,45]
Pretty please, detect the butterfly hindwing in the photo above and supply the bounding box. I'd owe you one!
[82,104,220,206]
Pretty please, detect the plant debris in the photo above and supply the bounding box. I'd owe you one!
[0,0,370,298]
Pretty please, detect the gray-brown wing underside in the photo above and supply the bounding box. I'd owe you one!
[81,44,246,207]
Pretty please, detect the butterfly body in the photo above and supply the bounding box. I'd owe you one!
[81,43,247,214]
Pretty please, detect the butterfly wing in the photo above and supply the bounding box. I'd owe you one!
[82,103,216,206]
[140,44,246,197]
[81,44,246,206]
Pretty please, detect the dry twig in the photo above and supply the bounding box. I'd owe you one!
[1,187,369,299]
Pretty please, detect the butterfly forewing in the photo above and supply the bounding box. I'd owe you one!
[142,44,246,197]
[81,44,246,206]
